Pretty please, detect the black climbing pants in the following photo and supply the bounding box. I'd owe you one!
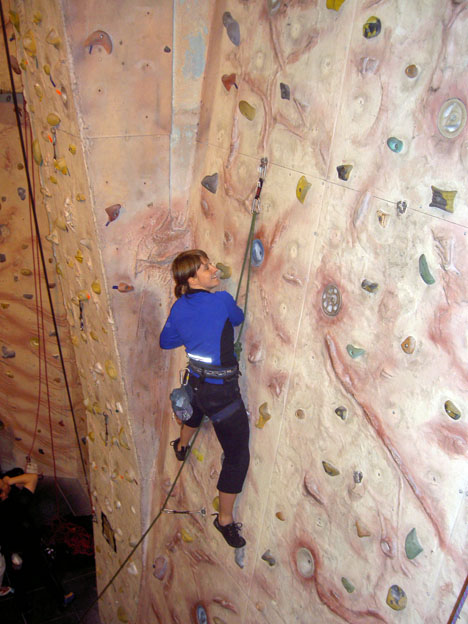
[184,375,250,494]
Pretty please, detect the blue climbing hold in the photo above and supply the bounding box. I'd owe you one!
[251,239,264,267]
[195,604,208,624]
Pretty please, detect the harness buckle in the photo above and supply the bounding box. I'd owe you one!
[179,367,190,386]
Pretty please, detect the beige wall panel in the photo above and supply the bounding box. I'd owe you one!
[62,0,173,138]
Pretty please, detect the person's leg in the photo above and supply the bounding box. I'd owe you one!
[218,491,237,526]
[178,423,198,449]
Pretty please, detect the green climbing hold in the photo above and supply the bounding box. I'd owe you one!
[346,344,365,358]
[387,137,403,153]
[419,254,435,285]
[341,577,355,593]
[405,528,423,560]
[444,400,461,420]
[239,100,256,121]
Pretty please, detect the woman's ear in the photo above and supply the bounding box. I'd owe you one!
[188,274,198,288]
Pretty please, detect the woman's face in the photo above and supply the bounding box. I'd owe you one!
[189,257,220,290]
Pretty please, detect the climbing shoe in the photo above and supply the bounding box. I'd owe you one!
[170,438,190,462]
[213,515,246,549]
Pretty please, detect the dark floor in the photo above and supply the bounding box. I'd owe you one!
[0,477,102,624]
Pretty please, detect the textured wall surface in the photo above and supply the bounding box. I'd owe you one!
[2,0,468,623]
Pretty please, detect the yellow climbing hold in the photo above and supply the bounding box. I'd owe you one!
[5,371,14,378]
[54,158,68,175]
[181,528,194,543]
[20,268,32,276]
[46,29,61,48]
[66,258,74,268]
[40,186,51,197]
[23,30,37,57]
[55,217,67,231]
[20,58,28,71]
[33,11,42,25]
[256,402,271,429]
[92,401,103,415]
[75,249,83,263]
[88,431,95,442]
[71,335,79,346]
[91,280,101,295]
[76,193,86,202]
[401,336,415,354]
[1,303,10,309]
[69,144,77,155]
[276,511,286,521]
[77,290,89,301]
[326,0,347,10]
[296,175,311,203]
[47,113,61,127]
[239,100,256,121]
[386,585,407,611]
[34,84,43,101]
[9,11,20,32]
[355,519,371,537]
[49,175,58,185]
[43,64,50,75]
[116,606,129,623]
[32,140,42,166]
[212,496,220,512]
[30,337,39,347]
[105,360,118,380]
[56,263,63,275]
[192,448,204,461]
[90,331,99,342]
[119,427,130,450]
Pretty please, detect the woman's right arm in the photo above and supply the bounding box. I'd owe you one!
[159,310,184,349]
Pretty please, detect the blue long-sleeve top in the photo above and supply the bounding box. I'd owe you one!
[160,289,244,378]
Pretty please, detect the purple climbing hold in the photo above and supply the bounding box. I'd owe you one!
[223,12,240,46]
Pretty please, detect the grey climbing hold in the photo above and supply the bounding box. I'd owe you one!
[405,528,423,560]
[296,547,314,578]
[280,82,290,100]
[2,346,15,358]
[235,546,245,568]
[321,284,341,317]
[361,279,379,293]
[201,173,218,194]
[0,254,6,262]
[335,406,347,420]
[397,200,407,215]
[152,556,168,580]
[261,550,276,567]
[353,471,363,484]
[251,239,264,267]
[222,12,240,46]
[195,604,208,624]
[17,187,26,200]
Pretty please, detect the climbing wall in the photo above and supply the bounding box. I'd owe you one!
[5,2,144,622]
[138,1,468,623]
[0,1,86,479]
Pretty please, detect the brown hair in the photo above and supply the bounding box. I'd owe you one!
[171,249,208,298]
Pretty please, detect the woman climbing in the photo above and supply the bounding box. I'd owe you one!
[159,249,250,548]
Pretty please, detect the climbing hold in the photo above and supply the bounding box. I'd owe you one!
[76,194,86,202]
[46,230,59,244]
[112,282,134,293]
[164,46,171,53]
[10,56,21,74]
[23,30,37,57]
[295,408,305,419]
[401,336,416,354]
[91,281,101,295]
[0,254,5,262]
[17,188,26,201]
[1,346,15,359]
[276,511,285,521]
[216,263,231,279]
[429,186,457,213]
[105,360,118,380]
[23,294,33,300]
[321,284,341,317]
[235,547,245,568]
[405,528,423,559]
[222,12,240,46]
[77,290,89,301]
[49,175,58,185]
[355,520,371,537]
[0,303,10,309]
[32,140,42,166]
[296,175,311,203]
[363,16,381,39]
[47,113,61,127]
[251,239,264,267]
[419,254,435,285]
[438,98,466,139]
[335,406,347,420]
[405,64,418,78]
[33,11,42,25]
[222,73,237,91]
[84,30,113,54]
[386,585,407,611]
[195,604,208,624]
[69,144,77,155]
[239,100,256,120]
[322,461,340,476]
[387,137,403,153]
[9,10,20,32]
[304,473,324,504]
[341,577,355,593]
[181,528,194,543]
[444,400,461,420]
[20,268,32,276]
[261,550,276,567]
[33,83,43,101]
[192,448,204,461]
[336,164,353,181]
[327,0,347,10]
[105,204,121,225]
[90,331,99,342]
[280,82,290,100]
[46,29,61,48]
[361,279,378,293]
[346,344,365,358]
[201,173,218,194]
[296,548,314,578]
[117,606,129,623]
[256,402,271,428]
[54,158,68,175]
[5,371,14,378]
[43,64,51,75]
[212,496,220,512]
[396,200,407,215]
[152,556,168,580]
